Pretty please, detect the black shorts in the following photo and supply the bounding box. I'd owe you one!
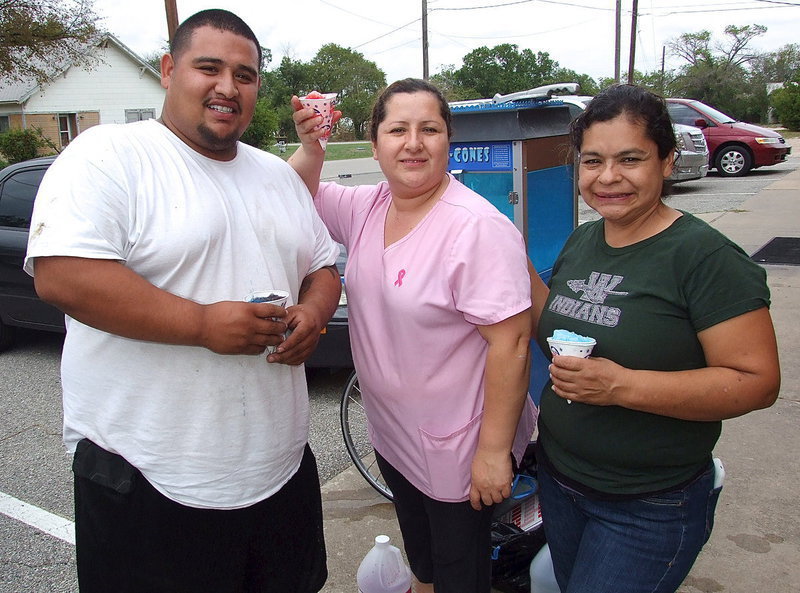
[72,439,327,593]
[376,452,495,593]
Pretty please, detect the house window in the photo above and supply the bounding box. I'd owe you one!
[125,109,156,123]
[0,115,9,133]
[58,113,78,147]
[0,168,47,228]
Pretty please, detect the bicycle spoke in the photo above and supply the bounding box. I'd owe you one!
[340,371,393,500]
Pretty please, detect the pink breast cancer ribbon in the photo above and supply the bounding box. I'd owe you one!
[394,269,406,287]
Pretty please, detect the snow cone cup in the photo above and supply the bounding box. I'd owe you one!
[244,290,290,353]
[244,290,289,307]
[299,92,338,149]
[546,338,596,358]
[547,331,596,404]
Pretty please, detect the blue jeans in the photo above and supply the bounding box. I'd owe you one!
[538,461,721,593]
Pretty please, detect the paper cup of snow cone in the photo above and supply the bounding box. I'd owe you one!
[244,290,289,307]
[547,329,596,358]
[245,290,290,353]
[299,91,338,149]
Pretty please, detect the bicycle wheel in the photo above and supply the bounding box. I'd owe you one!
[340,370,393,500]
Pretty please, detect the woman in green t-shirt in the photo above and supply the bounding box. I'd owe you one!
[533,84,781,593]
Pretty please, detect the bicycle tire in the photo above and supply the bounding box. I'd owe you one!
[339,370,393,500]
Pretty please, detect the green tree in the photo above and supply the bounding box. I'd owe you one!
[754,43,800,84]
[307,44,385,140]
[430,65,477,102]
[240,98,280,149]
[668,25,768,121]
[551,69,599,96]
[455,44,559,98]
[770,82,800,130]
[0,0,102,85]
[667,30,713,67]
[260,56,314,142]
[598,70,676,96]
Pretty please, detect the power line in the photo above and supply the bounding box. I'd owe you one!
[431,0,609,11]
[432,17,597,40]
[351,18,421,50]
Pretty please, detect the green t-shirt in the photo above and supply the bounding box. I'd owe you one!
[537,212,770,494]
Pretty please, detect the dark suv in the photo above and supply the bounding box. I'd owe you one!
[0,156,352,367]
[666,98,791,177]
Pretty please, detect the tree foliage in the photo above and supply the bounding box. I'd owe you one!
[430,65,477,102]
[668,24,769,121]
[307,44,385,140]
[0,0,103,85]
[552,68,599,96]
[455,44,558,98]
[240,98,280,150]
[598,70,676,96]
[447,44,598,100]
[0,128,43,163]
[753,43,800,85]
[770,82,800,130]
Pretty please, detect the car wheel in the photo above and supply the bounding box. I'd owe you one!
[715,146,752,177]
[0,318,14,352]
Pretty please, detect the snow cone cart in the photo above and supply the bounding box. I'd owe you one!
[447,83,580,404]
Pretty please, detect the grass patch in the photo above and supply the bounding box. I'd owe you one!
[266,142,372,161]
[780,129,800,139]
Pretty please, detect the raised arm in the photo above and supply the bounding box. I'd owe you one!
[287,96,340,197]
[33,256,288,355]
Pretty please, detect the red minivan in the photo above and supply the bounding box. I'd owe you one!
[666,98,791,177]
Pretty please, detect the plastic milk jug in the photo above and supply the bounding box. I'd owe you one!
[529,543,560,593]
[356,535,412,593]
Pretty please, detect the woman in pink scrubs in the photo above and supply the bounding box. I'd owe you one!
[289,79,536,593]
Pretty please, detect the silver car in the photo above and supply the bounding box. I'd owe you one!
[554,95,709,183]
[670,123,709,182]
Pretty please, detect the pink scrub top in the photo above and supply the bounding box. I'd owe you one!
[315,175,536,502]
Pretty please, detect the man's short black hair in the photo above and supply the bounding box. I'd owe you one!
[170,9,262,70]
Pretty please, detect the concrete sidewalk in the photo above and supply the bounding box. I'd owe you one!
[318,152,800,593]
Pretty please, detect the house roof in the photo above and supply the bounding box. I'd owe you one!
[0,79,35,104]
[0,34,161,105]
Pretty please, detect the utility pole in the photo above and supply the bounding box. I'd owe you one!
[165,0,179,43]
[422,0,429,80]
[614,0,621,83]
[627,0,638,84]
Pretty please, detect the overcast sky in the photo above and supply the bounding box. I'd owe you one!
[95,0,800,91]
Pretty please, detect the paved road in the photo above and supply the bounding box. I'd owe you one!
[1,153,796,592]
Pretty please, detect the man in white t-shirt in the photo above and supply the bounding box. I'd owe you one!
[23,9,340,593]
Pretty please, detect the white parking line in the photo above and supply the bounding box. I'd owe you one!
[0,491,75,545]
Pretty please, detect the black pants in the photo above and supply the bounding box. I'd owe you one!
[376,451,495,593]
[73,439,327,593]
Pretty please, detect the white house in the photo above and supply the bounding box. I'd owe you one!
[0,35,165,153]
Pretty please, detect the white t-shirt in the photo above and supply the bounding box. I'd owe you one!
[315,175,536,502]
[25,120,339,508]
